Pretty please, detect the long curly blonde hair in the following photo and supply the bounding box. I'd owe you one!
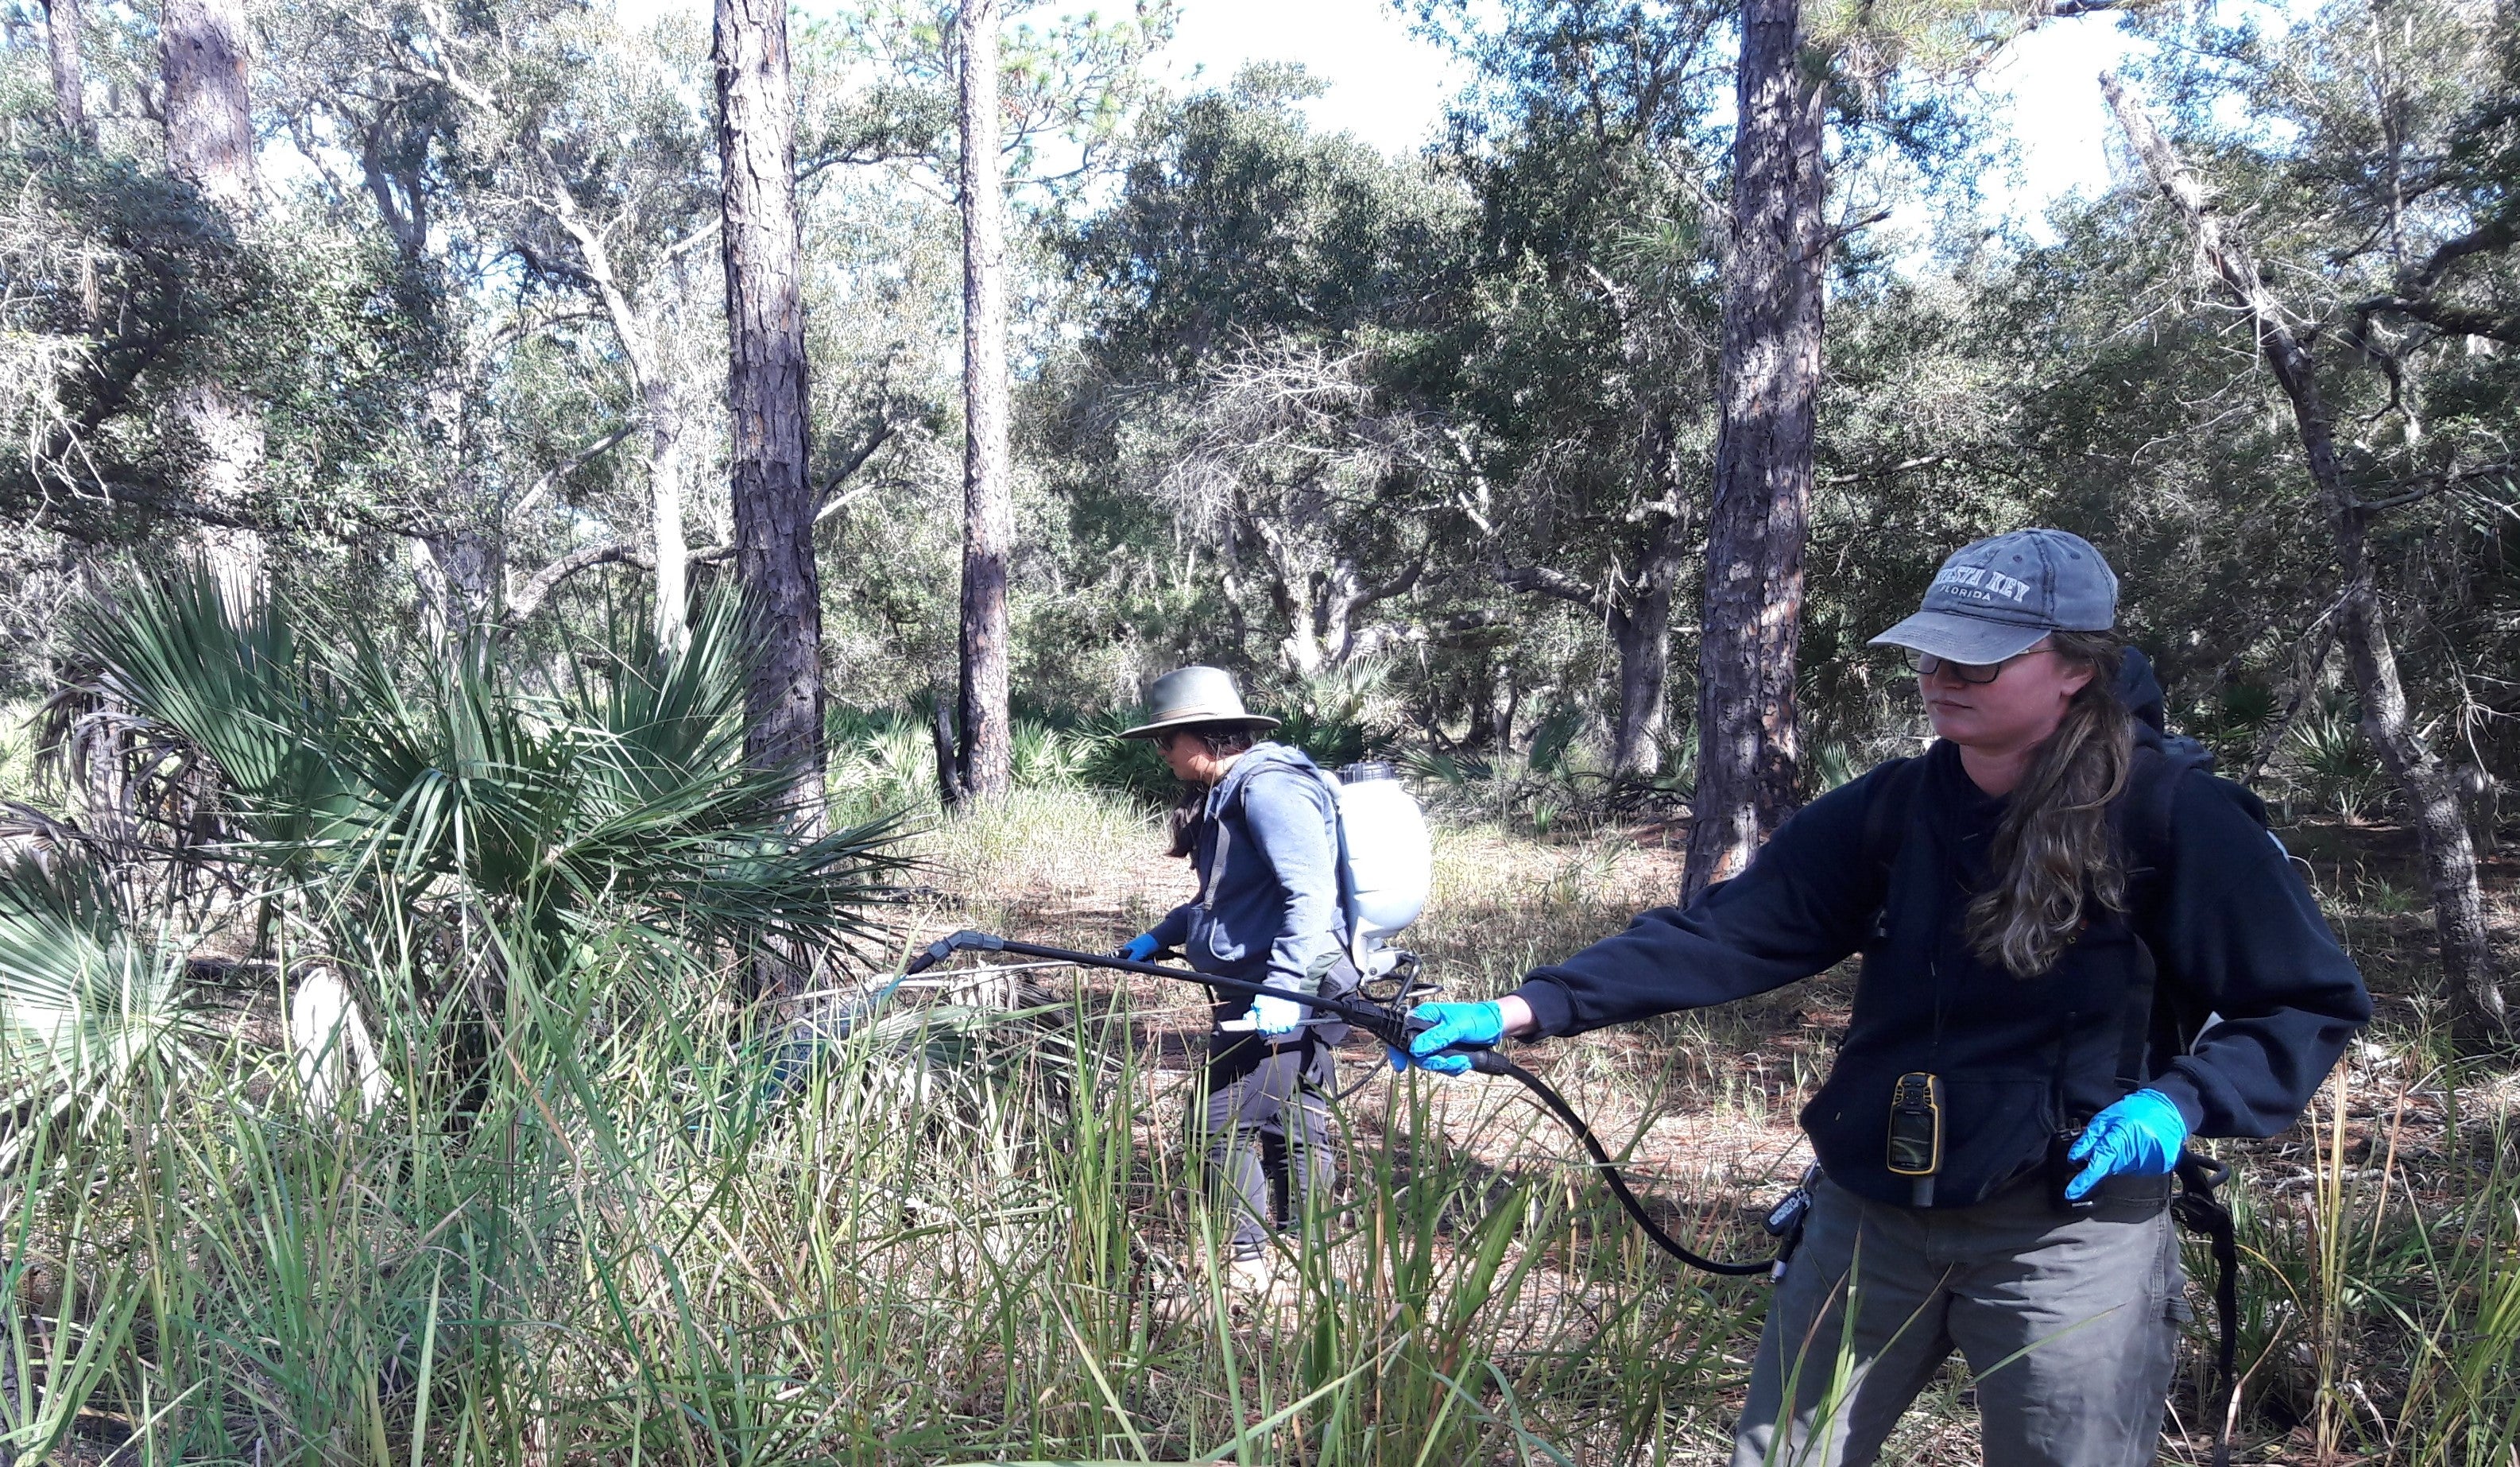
[1965,631,2135,978]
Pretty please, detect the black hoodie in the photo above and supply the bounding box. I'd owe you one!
[1511,679,2371,1209]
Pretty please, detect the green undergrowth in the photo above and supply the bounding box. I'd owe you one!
[0,947,1776,1464]
[2,784,2515,1465]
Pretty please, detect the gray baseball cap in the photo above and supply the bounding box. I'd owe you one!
[1868,528,2119,665]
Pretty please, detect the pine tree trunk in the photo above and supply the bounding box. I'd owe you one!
[714,0,826,834]
[43,0,87,141]
[1608,590,1670,780]
[162,0,254,209]
[2107,76,2507,1035]
[953,0,1014,804]
[161,0,265,598]
[1684,0,1823,902]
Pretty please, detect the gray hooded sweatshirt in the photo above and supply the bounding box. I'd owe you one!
[1148,741,1349,998]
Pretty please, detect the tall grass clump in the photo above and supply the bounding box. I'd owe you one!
[828,712,1125,829]
[2206,1041,2520,1467]
[917,784,1159,935]
[2,933,1804,1463]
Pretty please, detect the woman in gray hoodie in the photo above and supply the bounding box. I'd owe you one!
[1117,667,1351,1267]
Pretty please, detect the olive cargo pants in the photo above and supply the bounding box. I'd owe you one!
[1733,1173,2186,1467]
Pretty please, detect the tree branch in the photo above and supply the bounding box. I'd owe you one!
[1814,207,1891,257]
[2103,75,2324,412]
[1350,552,1427,614]
[811,419,898,521]
[2351,458,2520,513]
[504,540,738,625]
[2355,292,2520,346]
[539,184,661,392]
[509,423,633,521]
[2403,215,2520,297]
[1496,563,1607,614]
[1820,453,1949,486]
[505,541,647,623]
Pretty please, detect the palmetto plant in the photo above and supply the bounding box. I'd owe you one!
[100,571,896,941]
[0,854,205,1167]
[1010,721,1090,789]
[2292,707,2388,821]
[2,569,910,1101]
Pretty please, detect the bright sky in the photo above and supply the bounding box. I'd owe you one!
[606,0,2162,240]
[1132,0,2150,241]
[1139,0,1475,157]
[1965,20,2150,236]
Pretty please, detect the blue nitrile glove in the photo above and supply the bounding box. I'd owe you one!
[1389,1001,1505,1078]
[1117,933,1160,962]
[1248,991,1306,1036]
[2065,1089,2189,1201]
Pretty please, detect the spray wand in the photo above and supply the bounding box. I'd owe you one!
[904,929,1783,1279]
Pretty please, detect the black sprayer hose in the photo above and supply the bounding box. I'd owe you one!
[904,930,1778,1279]
[1473,1048,1775,1275]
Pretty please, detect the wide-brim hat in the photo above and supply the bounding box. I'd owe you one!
[1117,665,1280,740]
[1869,528,2119,666]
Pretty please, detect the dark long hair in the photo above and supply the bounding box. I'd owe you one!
[1167,790,1202,858]
[1965,630,2134,978]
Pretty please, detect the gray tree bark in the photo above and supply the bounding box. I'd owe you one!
[161,0,266,600]
[648,388,690,648]
[43,0,87,141]
[546,192,693,651]
[1255,530,1424,679]
[714,0,826,834]
[162,0,254,208]
[953,0,1014,805]
[1684,0,1825,901]
[412,532,494,647]
[2107,75,2507,1034]
[1608,521,1682,780]
[1497,521,1685,780]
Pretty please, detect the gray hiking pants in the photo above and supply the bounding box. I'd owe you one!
[1198,1024,1337,1255]
[1732,1173,2185,1467]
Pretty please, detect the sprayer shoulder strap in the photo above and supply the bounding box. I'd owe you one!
[1856,755,1931,892]
[1203,761,1344,908]
[2121,739,2222,888]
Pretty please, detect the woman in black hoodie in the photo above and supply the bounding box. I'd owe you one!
[1399,530,2368,1467]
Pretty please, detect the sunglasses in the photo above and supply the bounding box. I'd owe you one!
[1903,645,2049,685]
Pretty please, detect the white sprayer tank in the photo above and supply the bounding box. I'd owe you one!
[1332,762,1432,966]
